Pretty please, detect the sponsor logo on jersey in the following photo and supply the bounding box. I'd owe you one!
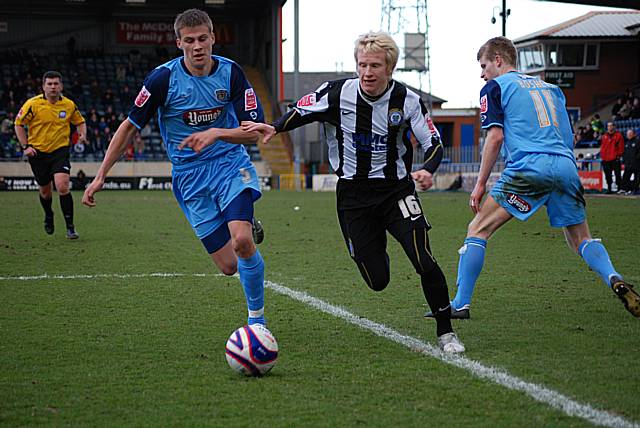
[59,111,67,119]
[296,93,316,108]
[244,88,257,110]
[182,107,224,126]
[506,193,531,213]
[135,86,151,107]
[16,108,23,119]
[480,94,488,114]
[481,114,487,123]
[250,111,258,120]
[215,89,229,102]
[351,132,388,153]
[388,108,403,126]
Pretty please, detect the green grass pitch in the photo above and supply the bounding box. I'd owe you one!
[1,190,638,427]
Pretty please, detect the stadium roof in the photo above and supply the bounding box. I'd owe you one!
[543,0,639,9]
[515,10,640,43]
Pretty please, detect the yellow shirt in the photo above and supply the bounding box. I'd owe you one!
[14,94,85,153]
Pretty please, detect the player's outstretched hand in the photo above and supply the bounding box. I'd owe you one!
[411,170,433,191]
[241,121,276,144]
[82,177,104,208]
[179,128,218,153]
[469,182,486,214]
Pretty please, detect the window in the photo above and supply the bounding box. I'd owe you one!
[543,42,599,69]
[518,44,545,72]
[585,44,598,66]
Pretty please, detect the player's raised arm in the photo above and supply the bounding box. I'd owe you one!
[82,119,138,207]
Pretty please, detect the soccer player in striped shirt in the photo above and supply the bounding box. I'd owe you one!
[244,32,465,353]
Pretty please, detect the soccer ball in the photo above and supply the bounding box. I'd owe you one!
[225,324,278,376]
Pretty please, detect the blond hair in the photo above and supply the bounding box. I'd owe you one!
[354,31,399,74]
[477,36,517,67]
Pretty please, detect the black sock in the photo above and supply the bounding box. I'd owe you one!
[59,193,74,228]
[39,195,54,218]
[421,266,453,337]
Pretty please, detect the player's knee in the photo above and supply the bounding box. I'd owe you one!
[232,235,255,259]
[39,185,52,198]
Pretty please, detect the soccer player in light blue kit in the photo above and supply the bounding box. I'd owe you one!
[427,37,639,320]
[83,9,268,326]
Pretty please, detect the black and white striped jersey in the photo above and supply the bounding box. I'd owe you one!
[273,77,442,180]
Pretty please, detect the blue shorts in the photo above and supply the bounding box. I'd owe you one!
[172,148,261,239]
[490,153,586,227]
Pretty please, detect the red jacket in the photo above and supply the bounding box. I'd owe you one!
[600,131,625,161]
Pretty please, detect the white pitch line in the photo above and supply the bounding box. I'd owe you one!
[1,272,637,428]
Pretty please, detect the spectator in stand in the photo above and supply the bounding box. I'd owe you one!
[0,112,15,144]
[87,112,99,132]
[124,138,134,161]
[617,100,632,121]
[611,97,624,121]
[579,124,594,143]
[97,116,107,132]
[621,129,640,195]
[103,126,113,145]
[90,127,105,158]
[591,114,604,141]
[600,121,625,194]
[133,132,145,160]
[121,85,134,106]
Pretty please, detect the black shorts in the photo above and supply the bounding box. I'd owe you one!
[336,178,431,260]
[28,146,71,186]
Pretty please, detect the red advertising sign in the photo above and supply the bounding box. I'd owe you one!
[116,22,235,45]
[578,171,603,191]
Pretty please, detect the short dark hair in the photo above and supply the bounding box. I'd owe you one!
[477,36,517,67]
[42,70,63,84]
[174,8,213,39]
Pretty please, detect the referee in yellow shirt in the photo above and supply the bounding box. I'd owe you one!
[14,71,87,239]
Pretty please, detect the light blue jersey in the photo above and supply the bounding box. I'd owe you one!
[480,71,585,227]
[127,55,264,240]
[480,71,575,164]
[128,55,264,166]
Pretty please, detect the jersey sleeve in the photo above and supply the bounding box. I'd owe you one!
[229,63,265,123]
[14,99,34,126]
[70,102,85,126]
[127,66,170,130]
[407,97,438,152]
[480,80,503,129]
[294,81,332,117]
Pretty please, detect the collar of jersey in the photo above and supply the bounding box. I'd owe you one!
[179,56,219,77]
[359,80,394,103]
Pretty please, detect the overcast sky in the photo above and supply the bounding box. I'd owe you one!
[281,0,620,108]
